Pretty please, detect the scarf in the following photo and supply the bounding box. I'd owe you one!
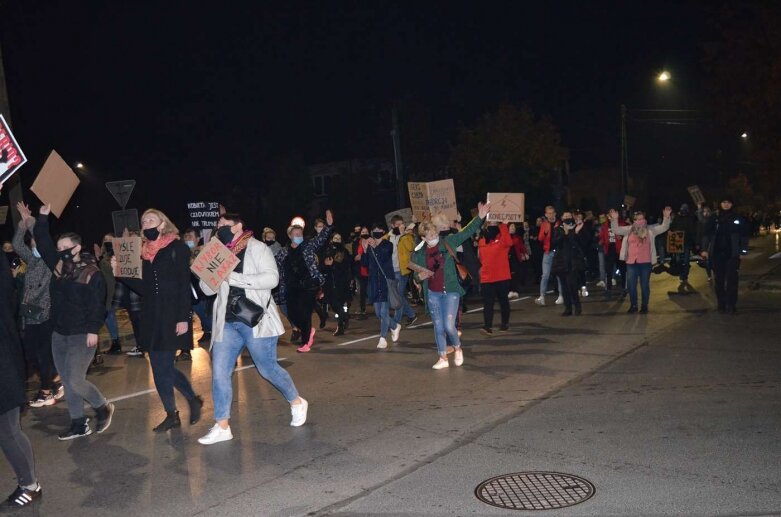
[59,253,100,284]
[141,233,178,262]
[226,230,254,255]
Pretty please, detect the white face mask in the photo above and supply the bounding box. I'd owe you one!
[425,237,440,247]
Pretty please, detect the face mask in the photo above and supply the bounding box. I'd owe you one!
[264,239,276,246]
[32,248,41,259]
[372,231,384,239]
[332,240,342,245]
[185,240,196,249]
[59,247,76,262]
[426,237,440,247]
[439,230,451,237]
[143,228,160,241]
[292,236,304,245]
[392,227,401,236]
[216,225,235,245]
[360,234,369,240]
[484,226,500,240]
[562,218,575,226]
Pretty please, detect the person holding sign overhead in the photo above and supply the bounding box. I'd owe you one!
[198,213,307,445]
[113,209,203,433]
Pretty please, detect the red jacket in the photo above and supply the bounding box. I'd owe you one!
[478,223,513,283]
[355,240,369,277]
[537,220,560,252]
[598,220,628,254]
[510,234,528,262]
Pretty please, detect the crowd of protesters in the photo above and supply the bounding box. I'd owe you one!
[0,179,755,507]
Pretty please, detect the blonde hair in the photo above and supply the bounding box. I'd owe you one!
[431,213,450,231]
[418,221,436,237]
[141,208,179,237]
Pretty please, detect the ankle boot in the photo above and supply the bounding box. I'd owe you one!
[188,396,204,425]
[107,339,122,355]
[333,322,345,337]
[153,411,181,432]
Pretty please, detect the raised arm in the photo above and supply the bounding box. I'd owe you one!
[12,221,35,264]
[32,212,59,272]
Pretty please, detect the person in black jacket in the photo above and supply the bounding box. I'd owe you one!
[114,209,203,432]
[551,211,586,316]
[322,234,352,336]
[0,209,42,507]
[701,196,750,313]
[669,203,698,291]
[33,205,114,440]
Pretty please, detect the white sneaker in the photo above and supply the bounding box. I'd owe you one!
[198,424,233,445]
[454,348,464,366]
[376,337,388,349]
[290,398,308,427]
[507,291,519,299]
[555,295,564,305]
[390,324,401,342]
[581,287,589,297]
[612,278,617,286]
[596,280,606,288]
[535,296,545,306]
[432,358,449,370]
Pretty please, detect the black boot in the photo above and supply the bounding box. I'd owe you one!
[106,339,122,354]
[574,305,582,316]
[153,411,181,432]
[333,321,345,336]
[188,396,204,425]
[91,352,104,368]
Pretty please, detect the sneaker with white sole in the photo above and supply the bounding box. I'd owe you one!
[555,295,564,305]
[581,286,589,297]
[376,337,388,349]
[390,324,401,342]
[454,348,464,366]
[198,424,233,445]
[290,398,308,427]
[596,280,606,288]
[535,296,545,306]
[54,384,65,400]
[432,357,449,370]
[29,391,55,408]
[126,346,143,357]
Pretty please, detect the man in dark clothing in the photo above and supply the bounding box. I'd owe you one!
[669,203,699,290]
[701,196,749,313]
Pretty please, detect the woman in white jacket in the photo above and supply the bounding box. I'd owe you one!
[198,213,308,445]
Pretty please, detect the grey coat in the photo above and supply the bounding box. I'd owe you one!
[12,221,52,324]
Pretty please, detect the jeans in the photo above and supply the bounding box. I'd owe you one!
[212,322,299,421]
[392,272,416,325]
[0,407,36,487]
[481,279,510,329]
[540,251,563,297]
[23,320,56,390]
[597,249,605,283]
[148,350,197,413]
[193,299,212,332]
[51,332,107,420]
[678,244,692,282]
[104,310,119,340]
[626,262,652,308]
[427,290,461,355]
[373,301,393,338]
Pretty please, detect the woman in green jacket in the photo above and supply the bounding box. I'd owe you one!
[412,202,490,370]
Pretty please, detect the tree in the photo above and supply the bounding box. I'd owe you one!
[450,104,568,208]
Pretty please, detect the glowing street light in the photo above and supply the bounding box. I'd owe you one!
[741,132,748,139]
[74,162,85,169]
[657,71,671,83]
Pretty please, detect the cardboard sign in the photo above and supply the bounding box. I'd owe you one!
[187,201,220,231]
[623,195,636,208]
[0,115,27,186]
[112,209,140,237]
[407,179,458,221]
[687,185,705,206]
[384,208,413,229]
[112,235,143,279]
[486,192,525,222]
[190,238,240,292]
[666,230,685,254]
[30,150,80,218]
[0,206,7,225]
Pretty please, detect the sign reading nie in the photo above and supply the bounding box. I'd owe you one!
[190,238,240,291]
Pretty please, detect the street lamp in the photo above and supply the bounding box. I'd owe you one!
[741,132,748,139]
[657,71,671,83]
[74,162,84,169]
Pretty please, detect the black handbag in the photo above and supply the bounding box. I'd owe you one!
[19,303,45,322]
[228,294,270,328]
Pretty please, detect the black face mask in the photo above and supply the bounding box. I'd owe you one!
[216,225,235,245]
[439,230,452,237]
[143,228,160,241]
[484,226,500,240]
[264,239,275,246]
[392,227,401,236]
[360,234,370,240]
[59,247,76,262]
[372,231,385,239]
[562,218,575,226]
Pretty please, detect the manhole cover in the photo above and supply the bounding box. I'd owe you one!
[475,471,595,510]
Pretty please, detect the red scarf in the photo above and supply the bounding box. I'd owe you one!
[141,233,178,262]
[226,230,254,255]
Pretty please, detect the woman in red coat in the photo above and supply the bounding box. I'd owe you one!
[478,222,513,335]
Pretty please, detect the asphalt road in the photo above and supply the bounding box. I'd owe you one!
[3,234,780,516]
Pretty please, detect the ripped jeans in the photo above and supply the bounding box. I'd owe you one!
[426,290,461,355]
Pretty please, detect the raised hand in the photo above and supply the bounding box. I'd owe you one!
[478,202,491,219]
[325,209,334,226]
[663,206,673,218]
[16,201,33,221]
[40,204,51,216]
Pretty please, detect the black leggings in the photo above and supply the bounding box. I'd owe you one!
[23,320,56,390]
[287,288,316,345]
[358,276,368,313]
[0,407,36,487]
[557,271,581,310]
[148,350,196,413]
[482,280,511,329]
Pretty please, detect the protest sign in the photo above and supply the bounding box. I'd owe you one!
[623,195,636,208]
[407,179,458,221]
[687,185,705,206]
[112,234,143,279]
[0,206,7,225]
[486,192,525,222]
[30,150,80,218]
[666,230,685,254]
[190,238,240,292]
[112,209,140,237]
[187,201,220,231]
[0,115,27,186]
[384,208,413,229]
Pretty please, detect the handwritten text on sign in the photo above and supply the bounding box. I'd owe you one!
[190,238,240,291]
[112,236,143,279]
[187,201,220,229]
[407,179,458,221]
[486,192,525,222]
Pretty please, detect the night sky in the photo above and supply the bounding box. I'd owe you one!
[1,0,718,241]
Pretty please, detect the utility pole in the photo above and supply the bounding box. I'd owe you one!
[390,106,405,208]
[0,41,23,226]
[620,104,629,197]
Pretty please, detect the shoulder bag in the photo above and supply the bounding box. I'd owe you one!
[370,247,402,310]
[443,240,471,287]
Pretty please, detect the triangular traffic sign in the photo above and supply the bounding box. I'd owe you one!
[106,180,136,209]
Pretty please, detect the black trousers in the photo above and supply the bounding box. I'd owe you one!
[288,288,316,345]
[482,280,511,329]
[556,271,581,310]
[358,276,368,313]
[148,350,196,413]
[23,320,56,390]
[712,254,739,308]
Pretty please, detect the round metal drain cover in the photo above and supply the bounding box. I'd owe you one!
[475,471,595,510]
